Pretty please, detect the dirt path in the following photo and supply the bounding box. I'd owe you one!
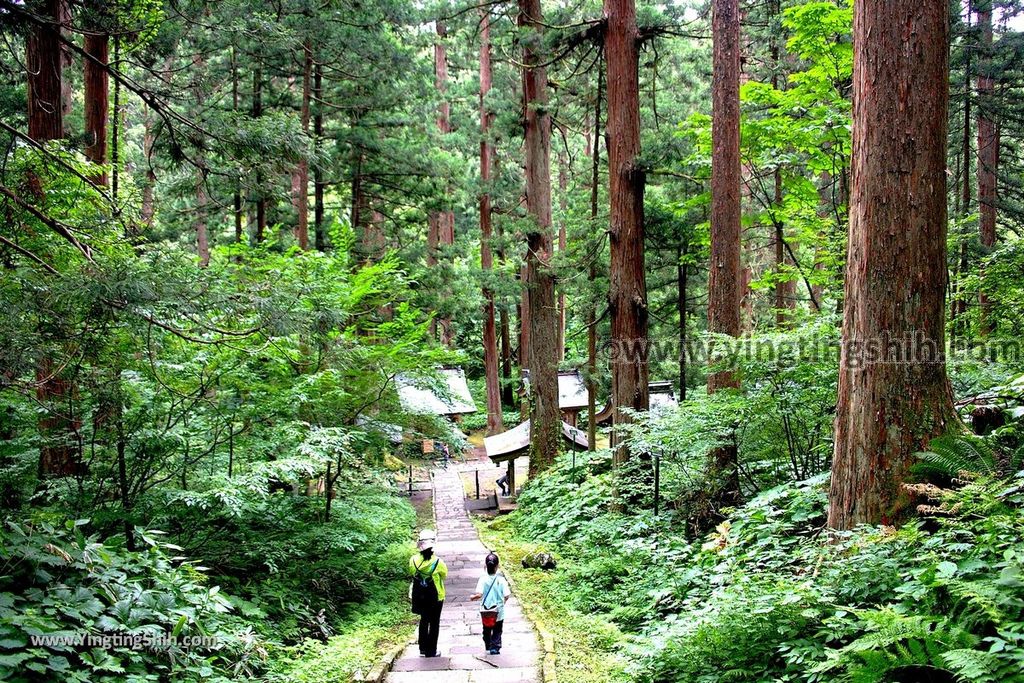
[385,464,541,682]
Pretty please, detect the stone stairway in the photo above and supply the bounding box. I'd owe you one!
[385,465,541,683]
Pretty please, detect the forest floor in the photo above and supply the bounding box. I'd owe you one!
[385,464,543,682]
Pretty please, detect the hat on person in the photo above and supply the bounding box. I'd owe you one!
[417,529,436,551]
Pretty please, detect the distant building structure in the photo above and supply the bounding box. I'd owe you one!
[521,369,590,426]
[483,419,588,497]
[396,367,477,420]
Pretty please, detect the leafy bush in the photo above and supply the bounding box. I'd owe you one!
[459,409,522,434]
[262,581,415,683]
[0,518,262,682]
[159,483,415,642]
[614,319,839,521]
[507,447,1024,683]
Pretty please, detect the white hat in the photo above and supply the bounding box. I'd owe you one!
[417,529,436,551]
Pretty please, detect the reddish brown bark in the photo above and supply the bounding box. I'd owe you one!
[708,0,742,390]
[587,63,603,453]
[500,306,513,405]
[313,62,326,251]
[519,0,559,475]
[83,29,109,186]
[195,169,210,267]
[27,0,79,479]
[36,357,78,479]
[677,241,688,400]
[708,0,743,505]
[606,0,648,464]
[110,41,121,202]
[429,20,455,345]
[951,7,972,332]
[293,40,312,250]
[27,0,64,143]
[829,0,957,530]
[557,150,568,362]
[494,165,513,407]
[480,11,503,436]
[977,2,998,333]
[977,2,997,251]
[364,207,386,260]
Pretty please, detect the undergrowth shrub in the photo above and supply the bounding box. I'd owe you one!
[0,518,261,682]
[160,484,414,642]
[509,448,1024,683]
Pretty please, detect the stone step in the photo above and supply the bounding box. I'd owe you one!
[400,635,539,660]
[387,466,540,683]
[387,668,539,683]
[392,651,539,672]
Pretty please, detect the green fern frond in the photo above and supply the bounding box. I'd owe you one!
[916,435,1001,479]
[945,579,1014,628]
[941,648,1004,683]
[815,609,977,682]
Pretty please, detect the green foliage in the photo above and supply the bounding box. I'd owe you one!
[163,485,415,643]
[611,320,839,521]
[506,443,1024,683]
[0,518,260,682]
[916,433,1024,480]
[263,579,415,683]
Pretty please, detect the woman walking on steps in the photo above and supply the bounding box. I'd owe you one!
[409,529,447,657]
[470,551,510,655]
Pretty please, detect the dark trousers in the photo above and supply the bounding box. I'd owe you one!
[418,600,443,655]
[483,619,504,652]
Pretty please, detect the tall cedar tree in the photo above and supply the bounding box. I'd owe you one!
[828,0,958,530]
[83,1,109,186]
[977,1,998,332]
[26,0,64,143]
[520,0,559,475]
[28,0,79,478]
[707,0,743,505]
[952,6,972,332]
[293,40,312,250]
[606,0,649,462]
[586,63,603,452]
[313,61,326,250]
[193,52,210,267]
[429,20,455,345]
[769,0,794,326]
[480,11,503,435]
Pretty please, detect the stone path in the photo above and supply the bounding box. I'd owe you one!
[386,465,541,683]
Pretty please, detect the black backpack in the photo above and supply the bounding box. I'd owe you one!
[411,558,439,614]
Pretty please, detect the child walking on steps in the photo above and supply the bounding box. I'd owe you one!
[470,551,510,655]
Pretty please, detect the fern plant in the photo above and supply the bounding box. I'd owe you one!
[812,609,977,683]
[915,434,1022,480]
[941,645,1021,683]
